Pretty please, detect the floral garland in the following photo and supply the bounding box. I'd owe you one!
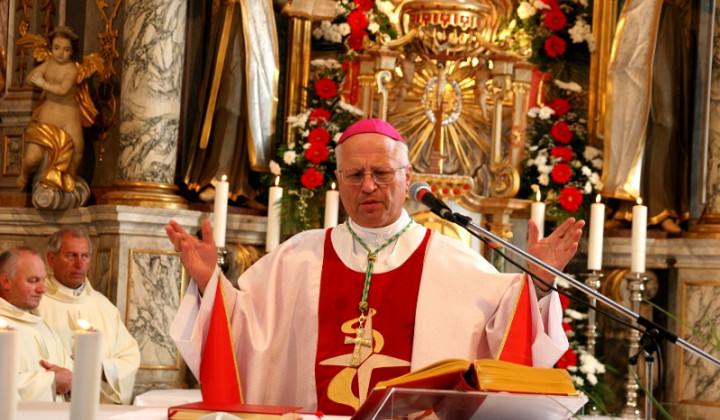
[268,0,396,234]
[556,278,616,412]
[501,0,602,221]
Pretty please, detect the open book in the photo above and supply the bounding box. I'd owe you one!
[352,359,580,420]
[286,0,336,20]
[167,401,302,420]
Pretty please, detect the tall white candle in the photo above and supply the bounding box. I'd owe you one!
[530,190,545,239]
[0,318,19,420]
[213,175,229,247]
[69,319,103,420]
[324,182,340,229]
[266,176,283,252]
[631,198,648,273]
[587,194,605,271]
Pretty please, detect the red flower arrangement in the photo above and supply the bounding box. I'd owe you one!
[315,78,339,99]
[301,167,325,188]
[544,35,566,58]
[550,121,573,143]
[543,9,567,31]
[308,127,331,145]
[547,97,571,117]
[550,145,573,162]
[559,186,583,212]
[551,163,572,184]
[309,107,332,124]
[555,348,578,369]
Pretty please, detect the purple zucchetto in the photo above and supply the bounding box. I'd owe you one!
[337,118,405,144]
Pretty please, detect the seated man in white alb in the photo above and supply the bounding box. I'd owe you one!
[0,247,73,401]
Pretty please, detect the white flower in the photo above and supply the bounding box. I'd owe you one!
[333,132,342,143]
[583,181,593,194]
[338,22,351,37]
[565,308,587,320]
[556,276,571,289]
[368,21,380,34]
[527,107,540,118]
[338,100,365,116]
[591,158,604,170]
[288,142,296,150]
[583,146,601,160]
[283,151,297,165]
[287,111,310,128]
[567,365,578,373]
[568,17,596,52]
[572,375,585,387]
[533,0,551,10]
[586,373,598,386]
[310,57,342,70]
[269,160,281,176]
[581,166,592,176]
[538,106,555,120]
[376,0,395,16]
[531,184,540,193]
[517,2,536,19]
[589,172,601,187]
[538,173,550,186]
[554,79,583,92]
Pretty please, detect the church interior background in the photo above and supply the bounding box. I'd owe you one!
[1,0,719,418]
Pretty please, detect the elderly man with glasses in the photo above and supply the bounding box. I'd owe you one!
[166,119,584,415]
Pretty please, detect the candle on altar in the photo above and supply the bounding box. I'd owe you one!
[587,194,605,271]
[69,319,103,420]
[631,198,648,274]
[324,182,339,229]
[213,175,229,248]
[0,317,18,420]
[266,176,283,252]
[530,190,546,239]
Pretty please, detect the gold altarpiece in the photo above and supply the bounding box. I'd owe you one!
[285,0,535,263]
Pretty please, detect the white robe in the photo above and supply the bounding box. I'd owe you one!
[36,277,140,404]
[0,297,73,401]
[171,211,568,411]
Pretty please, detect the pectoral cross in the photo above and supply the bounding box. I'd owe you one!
[344,326,372,367]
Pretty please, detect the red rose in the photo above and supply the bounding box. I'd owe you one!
[555,348,578,369]
[559,293,571,311]
[544,35,566,58]
[543,9,567,31]
[300,167,324,189]
[547,97,571,117]
[348,29,368,51]
[551,163,572,184]
[309,107,332,124]
[347,10,368,31]
[315,78,338,99]
[559,186,583,212]
[550,146,573,162]
[354,0,374,12]
[308,127,331,145]
[550,121,573,144]
[305,143,329,164]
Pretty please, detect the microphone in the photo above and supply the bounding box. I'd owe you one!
[409,181,456,222]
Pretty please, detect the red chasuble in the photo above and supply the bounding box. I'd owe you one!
[315,228,432,415]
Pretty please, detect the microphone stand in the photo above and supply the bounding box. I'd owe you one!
[446,212,720,419]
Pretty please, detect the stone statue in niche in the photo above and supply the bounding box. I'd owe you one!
[16,26,103,210]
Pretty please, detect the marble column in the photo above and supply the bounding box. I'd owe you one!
[104,0,187,209]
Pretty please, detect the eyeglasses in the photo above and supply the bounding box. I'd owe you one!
[338,166,406,185]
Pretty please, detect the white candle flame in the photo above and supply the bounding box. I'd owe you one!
[77,319,93,331]
[596,194,601,203]
[0,317,7,329]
